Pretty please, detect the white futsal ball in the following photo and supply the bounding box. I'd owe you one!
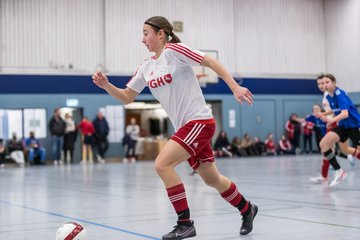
[56,222,87,240]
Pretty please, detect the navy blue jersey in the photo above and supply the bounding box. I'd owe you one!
[326,87,360,128]
[306,114,326,136]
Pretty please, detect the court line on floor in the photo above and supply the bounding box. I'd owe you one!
[248,195,360,209]
[0,200,161,240]
[259,213,360,229]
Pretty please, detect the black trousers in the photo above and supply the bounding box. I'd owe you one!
[126,140,137,158]
[95,136,109,158]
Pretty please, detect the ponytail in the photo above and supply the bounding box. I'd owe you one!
[170,33,181,43]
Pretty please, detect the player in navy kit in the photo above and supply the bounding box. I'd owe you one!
[318,74,360,187]
[93,16,257,239]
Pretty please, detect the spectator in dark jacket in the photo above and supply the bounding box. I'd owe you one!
[0,139,5,168]
[49,108,66,165]
[93,111,109,163]
[214,131,232,157]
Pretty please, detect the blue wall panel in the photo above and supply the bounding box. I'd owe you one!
[0,74,333,161]
[239,100,277,141]
[0,74,320,95]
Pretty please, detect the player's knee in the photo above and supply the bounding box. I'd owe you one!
[154,160,168,176]
[202,175,220,188]
[319,139,329,151]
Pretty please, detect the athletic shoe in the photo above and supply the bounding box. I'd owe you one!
[162,220,196,240]
[309,175,327,184]
[329,169,348,187]
[347,155,355,167]
[240,203,258,235]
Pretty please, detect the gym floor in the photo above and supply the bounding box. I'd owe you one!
[1,154,359,240]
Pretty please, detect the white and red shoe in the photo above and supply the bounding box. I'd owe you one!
[309,175,328,184]
[329,169,348,187]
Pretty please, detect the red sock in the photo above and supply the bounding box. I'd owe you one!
[221,182,249,215]
[321,159,330,178]
[167,183,189,221]
[353,149,360,160]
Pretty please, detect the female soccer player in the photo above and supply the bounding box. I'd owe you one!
[310,75,356,185]
[318,74,360,187]
[92,16,257,239]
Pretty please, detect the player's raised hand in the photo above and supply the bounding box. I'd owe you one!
[92,71,109,89]
[233,85,254,105]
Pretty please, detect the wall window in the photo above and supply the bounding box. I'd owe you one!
[103,105,124,143]
[23,108,47,138]
[0,109,23,139]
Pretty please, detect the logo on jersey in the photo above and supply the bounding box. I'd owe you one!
[193,142,199,148]
[148,73,173,88]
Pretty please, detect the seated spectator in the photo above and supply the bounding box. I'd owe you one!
[24,131,46,164]
[0,139,5,168]
[253,137,266,156]
[277,134,294,155]
[8,133,25,166]
[264,133,276,155]
[214,130,233,157]
[240,133,257,156]
[230,137,247,156]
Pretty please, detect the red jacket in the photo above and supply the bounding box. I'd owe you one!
[279,139,292,151]
[285,121,294,139]
[303,121,314,136]
[77,120,95,135]
[265,139,276,152]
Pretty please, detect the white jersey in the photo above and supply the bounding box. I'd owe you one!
[322,91,333,119]
[127,43,213,131]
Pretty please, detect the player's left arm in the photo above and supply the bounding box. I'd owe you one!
[327,93,349,123]
[330,109,349,123]
[201,54,253,105]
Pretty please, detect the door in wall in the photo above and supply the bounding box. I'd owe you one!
[239,100,276,141]
[125,113,141,128]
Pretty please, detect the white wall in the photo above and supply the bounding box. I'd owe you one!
[0,0,104,72]
[1,0,327,78]
[325,0,360,92]
[105,0,236,74]
[234,0,326,77]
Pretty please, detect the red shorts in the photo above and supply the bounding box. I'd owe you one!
[171,118,216,170]
[326,122,338,133]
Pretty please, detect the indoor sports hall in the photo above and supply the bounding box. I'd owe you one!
[1,1,360,240]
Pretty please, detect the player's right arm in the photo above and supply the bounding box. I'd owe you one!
[92,71,138,104]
